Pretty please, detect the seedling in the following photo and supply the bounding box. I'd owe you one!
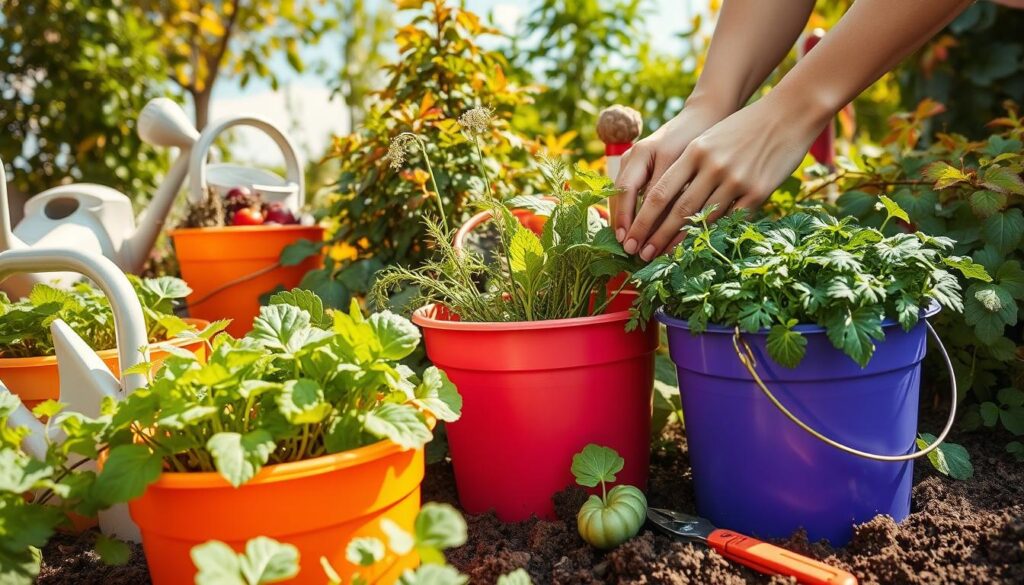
[571,444,647,550]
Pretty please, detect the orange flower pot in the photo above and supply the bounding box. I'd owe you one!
[170,225,324,337]
[0,318,210,412]
[130,437,425,585]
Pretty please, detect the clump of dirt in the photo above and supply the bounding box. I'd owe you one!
[424,419,1024,585]
[38,532,150,585]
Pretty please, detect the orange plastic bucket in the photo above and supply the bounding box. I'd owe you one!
[0,319,210,411]
[413,292,657,521]
[170,225,324,337]
[129,437,425,585]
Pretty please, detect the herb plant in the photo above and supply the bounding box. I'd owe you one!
[630,199,991,368]
[372,158,638,322]
[78,289,461,498]
[571,444,647,550]
[0,276,201,358]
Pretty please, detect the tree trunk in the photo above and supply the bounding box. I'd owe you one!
[192,89,213,131]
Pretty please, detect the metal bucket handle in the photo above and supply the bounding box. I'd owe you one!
[732,320,956,461]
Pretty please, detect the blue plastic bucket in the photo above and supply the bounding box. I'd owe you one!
[659,306,942,546]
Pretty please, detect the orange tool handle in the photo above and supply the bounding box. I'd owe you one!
[708,529,858,585]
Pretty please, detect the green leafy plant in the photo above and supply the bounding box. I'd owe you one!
[571,444,647,550]
[191,537,299,585]
[74,289,460,500]
[0,276,210,358]
[372,155,637,322]
[825,102,1024,456]
[0,394,129,584]
[630,200,989,368]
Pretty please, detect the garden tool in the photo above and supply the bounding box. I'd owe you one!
[596,105,643,182]
[0,247,150,541]
[0,96,304,299]
[646,507,858,585]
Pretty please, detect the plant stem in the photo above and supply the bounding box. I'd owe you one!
[413,135,449,231]
[472,136,494,199]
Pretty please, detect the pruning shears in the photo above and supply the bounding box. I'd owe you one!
[646,508,858,585]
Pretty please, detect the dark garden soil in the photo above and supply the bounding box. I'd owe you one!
[38,415,1024,585]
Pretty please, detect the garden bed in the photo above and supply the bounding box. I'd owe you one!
[37,414,1023,584]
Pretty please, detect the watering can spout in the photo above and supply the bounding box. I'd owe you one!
[124,98,199,273]
[0,158,29,254]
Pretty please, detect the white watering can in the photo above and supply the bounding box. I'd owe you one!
[0,97,305,299]
[0,248,149,541]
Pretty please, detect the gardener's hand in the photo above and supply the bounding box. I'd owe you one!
[612,101,731,240]
[621,93,828,261]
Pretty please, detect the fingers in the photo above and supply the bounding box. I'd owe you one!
[637,169,721,261]
[624,154,697,256]
[612,143,654,239]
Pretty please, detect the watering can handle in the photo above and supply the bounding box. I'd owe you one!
[188,116,304,204]
[732,321,956,462]
[0,249,150,393]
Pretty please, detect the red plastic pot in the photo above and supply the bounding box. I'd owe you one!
[414,293,656,520]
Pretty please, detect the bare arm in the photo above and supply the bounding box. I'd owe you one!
[623,0,973,261]
[612,0,816,240]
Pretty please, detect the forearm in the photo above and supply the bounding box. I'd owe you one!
[689,0,816,113]
[770,0,972,125]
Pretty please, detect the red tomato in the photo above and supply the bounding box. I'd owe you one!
[232,207,264,226]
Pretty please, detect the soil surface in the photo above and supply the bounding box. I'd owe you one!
[38,417,1024,584]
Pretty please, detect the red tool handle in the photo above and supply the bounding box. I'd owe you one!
[708,529,858,585]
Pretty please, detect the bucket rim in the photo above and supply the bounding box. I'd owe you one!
[656,300,941,334]
[411,291,638,332]
[169,224,323,237]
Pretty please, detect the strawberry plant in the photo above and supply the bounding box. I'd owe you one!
[372,156,638,322]
[571,444,647,550]
[0,394,129,583]
[0,276,209,358]
[70,289,460,497]
[630,200,990,368]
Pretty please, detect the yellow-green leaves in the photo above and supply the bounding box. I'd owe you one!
[571,444,623,488]
[364,404,432,450]
[191,537,299,585]
[206,431,277,488]
[766,321,807,369]
[571,445,646,550]
[276,380,332,425]
[92,444,162,507]
[414,503,468,564]
[916,434,973,481]
[413,368,462,423]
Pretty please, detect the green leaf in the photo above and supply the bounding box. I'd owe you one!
[367,311,421,360]
[509,226,546,277]
[968,190,1006,217]
[95,535,130,566]
[206,431,277,488]
[279,239,323,266]
[825,307,884,367]
[591,227,627,257]
[381,518,415,555]
[276,380,332,425]
[414,368,462,422]
[766,324,807,368]
[191,541,245,585]
[980,166,1024,195]
[983,209,1024,254]
[249,304,319,354]
[1000,407,1024,435]
[239,537,300,584]
[922,161,969,189]
[916,433,973,480]
[142,277,192,302]
[92,444,162,506]
[269,289,331,329]
[964,283,1017,344]
[996,261,1024,300]
[414,503,467,565]
[497,569,533,585]
[942,256,992,282]
[364,403,432,450]
[571,444,624,488]
[998,387,1024,407]
[346,537,385,567]
[397,564,469,585]
[980,402,999,426]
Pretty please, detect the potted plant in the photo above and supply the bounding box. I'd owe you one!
[0,275,218,410]
[629,199,989,545]
[171,185,324,337]
[373,114,658,521]
[72,289,461,584]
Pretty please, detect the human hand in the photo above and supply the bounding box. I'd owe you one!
[612,100,733,239]
[622,92,828,261]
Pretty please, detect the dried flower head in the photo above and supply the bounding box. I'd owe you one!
[459,107,494,136]
[387,133,419,170]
